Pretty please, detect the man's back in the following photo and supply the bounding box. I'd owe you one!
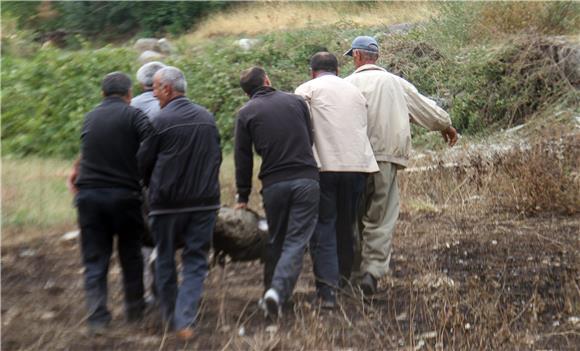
[139,96,221,214]
[76,96,152,191]
[235,87,318,190]
[295,74,377,173]
[131,91,161,119]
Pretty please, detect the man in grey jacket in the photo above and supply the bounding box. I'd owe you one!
[131,61,166,119]
[344,36,458,295]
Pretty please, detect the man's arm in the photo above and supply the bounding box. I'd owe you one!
[137,132,159,187]
[234,112,253,209]
[296,97,314,146]
[400,78,458,147]
[66,156,80,194]
[133,109,155,142]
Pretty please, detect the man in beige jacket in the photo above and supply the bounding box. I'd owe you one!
[344,36,458,295]
[295,52,379,306]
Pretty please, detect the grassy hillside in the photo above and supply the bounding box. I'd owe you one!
[2,2,578,157]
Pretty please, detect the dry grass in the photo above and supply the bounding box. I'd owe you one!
[1,157,76,246]
[2,131,579,350]
[401,130,580,217]
[187,2,435,40]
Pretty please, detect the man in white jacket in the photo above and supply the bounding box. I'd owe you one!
[295,52,378,306]
[344,36,458,295]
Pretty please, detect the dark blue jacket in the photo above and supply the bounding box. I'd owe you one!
[76,96,153,192]
[235,87,318,203]
[138,96,221,215]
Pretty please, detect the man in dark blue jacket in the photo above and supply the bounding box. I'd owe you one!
[138,66,221,341]
[235,67,319,319]
[70,72,154,334]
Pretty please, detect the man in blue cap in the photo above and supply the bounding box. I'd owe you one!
[344,36,458,295]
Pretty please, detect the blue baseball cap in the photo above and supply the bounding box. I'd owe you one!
[344,36,379,56]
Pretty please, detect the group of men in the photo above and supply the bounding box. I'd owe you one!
[68,36,457,341]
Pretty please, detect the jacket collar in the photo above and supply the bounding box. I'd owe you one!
[164,95,188,108]
[250,86,276,99]
[103,95,127,104]
[354,64,386,74]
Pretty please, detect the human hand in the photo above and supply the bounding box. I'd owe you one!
[234,202,248,210]
[66,168,78,195]
[441,126,458,147]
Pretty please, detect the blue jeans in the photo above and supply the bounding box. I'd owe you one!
[262,178,319,303]
[76,188,146,326]
[150,210,216,330]
[311,172,366,297]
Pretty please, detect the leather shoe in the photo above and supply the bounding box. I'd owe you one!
[176,327,194,341]
[360,273,377,296]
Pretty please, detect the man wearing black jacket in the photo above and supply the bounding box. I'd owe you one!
[138,66,221,340]
[235,67,319,318]
[69,72,154,334]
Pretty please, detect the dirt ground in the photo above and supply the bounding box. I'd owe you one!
[2,210,579,350]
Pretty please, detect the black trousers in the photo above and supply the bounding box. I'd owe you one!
[76,188,146,326]
[262,178,320,303]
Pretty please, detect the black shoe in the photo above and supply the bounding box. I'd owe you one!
[360,273,377,296]
[86,322,109,337]
[317,288,337,310]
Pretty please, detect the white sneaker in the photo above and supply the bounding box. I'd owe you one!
[257,298,267,317]
[263,288,281,318]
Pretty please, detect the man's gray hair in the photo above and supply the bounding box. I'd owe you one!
[156,66,187,93]
[354,48,379,62]
[136,61,166,88]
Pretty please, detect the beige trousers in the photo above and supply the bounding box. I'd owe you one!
[355,161,399,280]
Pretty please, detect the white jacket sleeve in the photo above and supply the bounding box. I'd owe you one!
[400,77,452,131]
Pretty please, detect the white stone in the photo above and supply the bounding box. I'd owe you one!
[138,50,164,64]
[236,38,260,51]
[134,38,159,52]
[157,38,174,55]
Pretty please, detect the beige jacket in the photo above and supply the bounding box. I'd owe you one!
[345,64,452,168]
[295,74,379,173]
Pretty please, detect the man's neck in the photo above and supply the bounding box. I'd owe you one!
[312,71,336,79]
[355,60,377,69]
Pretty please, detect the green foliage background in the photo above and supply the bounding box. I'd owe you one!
[2,2,578,158]
[1,1,227,39]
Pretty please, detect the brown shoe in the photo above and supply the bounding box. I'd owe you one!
[176,327,194,341]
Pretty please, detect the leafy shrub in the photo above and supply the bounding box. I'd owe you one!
[1,1,228,40]
[426,2,580,50]
[1,46,136,157]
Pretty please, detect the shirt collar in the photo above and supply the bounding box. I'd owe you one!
[250,86,276,99]
[354,64,386,74]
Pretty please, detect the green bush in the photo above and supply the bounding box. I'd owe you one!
[2,46,136,157]
[1,1,228,40]
[2,21,577,157]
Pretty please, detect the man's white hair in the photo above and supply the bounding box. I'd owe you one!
[155,66,187,93]
[353,48,379,61]
[136,61,166,88]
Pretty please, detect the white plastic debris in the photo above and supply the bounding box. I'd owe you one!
[491,240,498,245]
[417,331,437,339]
[61,230,79,241]
[395,312,408,321]
[414,339,426,350]
[464,323,471,330]
[19,249,36,257]
[265,325,278,334]
[238,326,245,336]
[568,316,580,325]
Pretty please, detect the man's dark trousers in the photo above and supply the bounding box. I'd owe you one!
[76,188,146,327]
[150,210,216,330]
[311,172,366,295]
[262,178,319,304]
